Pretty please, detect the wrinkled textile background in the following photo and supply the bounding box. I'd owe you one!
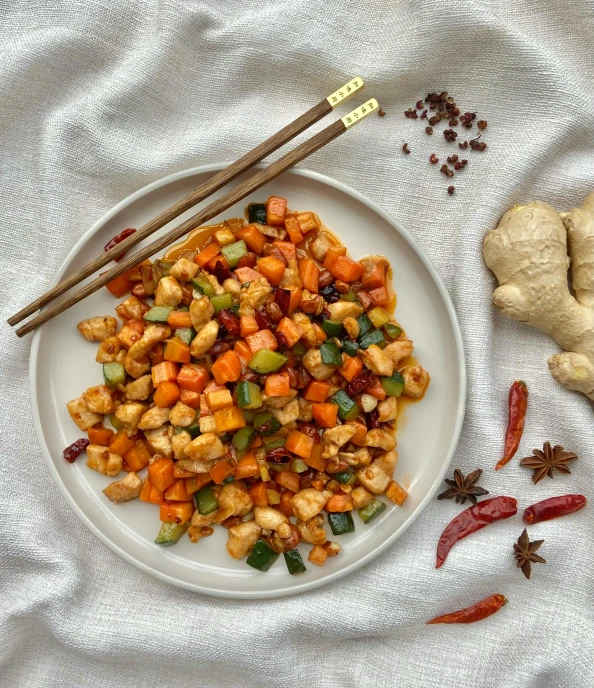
[1,1,594,686]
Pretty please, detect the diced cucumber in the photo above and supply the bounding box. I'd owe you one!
[356,314,372,337]
[384,323,402,339]
[332,389,359,421]
[186,422,201,439]
[191,275,215,296]
[284,550,307,575]
[264,437,286,449]
[195,486,218,515]
[247,203,267,224]
[320,340,342,367]
[174,327,195,345]
[253,411,281,436]
[367,307,391,328]
[358,499,387,523]
[322,320,343,338]
[328,512,355,535]
[248,349,288,374]
[292,341,307,359]
[109,413,124,431]
[334,470,355,485]
[220,240,247,268]
[155,522,188,546]
[232,426,256,451]
[290,458,308,473]
[210,292,233,313]
[246,540,279,572]
[103,362,125,388]
[358,329,385,349]
[341,338,359,357]
[381,372,404,397]
[144,306,174,322]
[236,381,262,409]
[341,289,358,302]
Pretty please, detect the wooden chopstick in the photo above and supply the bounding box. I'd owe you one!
[8,78,364,328]
[14,97,378,337]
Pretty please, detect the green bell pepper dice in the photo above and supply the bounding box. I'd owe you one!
[103,362,126,388]
[381,371,404,397]
[322,320,343,338]
[236,381,262,409]
[174,327,195,345]
[195,486,218,515]
[190,275,215,296]
[341,338,359,357]
[247,203,267,224]
[320,340,342,367]
[328,512,355,535]
[248,349,288,374]
[221,240,247,268]
[356,314,373,337]
[155,522,188,546]
[332,389,359,421]
[253,411,282,436]
[359,499,387,523]
[284,550,307,575]
[246,540,280,571]
[358,329,385,349]
[232,426,256,451]
[384,323,403,339]
[144,306,174,322]
[210,292,234,313]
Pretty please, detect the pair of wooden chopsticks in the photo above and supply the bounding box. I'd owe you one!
[9,78,379,337]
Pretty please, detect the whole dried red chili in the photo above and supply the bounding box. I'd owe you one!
[63,438,89,463]
[523,494,586,524]
[426,594,507,625]
[104,228,136,262]
[436,495,518,568]
[217,309,240,336]
[496,380,528,470]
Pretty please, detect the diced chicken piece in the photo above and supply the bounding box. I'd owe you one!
[118,296,148,320]
[171,430,191,459]
[310,232,332,262]
[401,365,430,398]
[215,481,253,523]
[324,424,356,448]
[190,320,219,357]
[302,347,334,381]
[154,275,183,307]
[138,406,171,430]
[86,444,122,477]
[268,398,300,425]
[191,510,217,527]
[185,433,225,461]
[125,374,153,401]
[376,450,398,478]
[351,486,374,509]
[360,393,377,413]
[321,442,339,459]
[95,336,121,363]
[359,345,394,376]
[169,401,196,427]
[326,301,363,322]
[226,521,262,559]
[176,458,214,473]
[279,259,302,288]
[189,296,214,333]
[363,428,397,451]
[254,222,287,240]
[261,388,298,409]
[199,415,217,434]
[213,227,236,246]
[253,506,291,537]
[102,472,143,504]
[83,385,114,415]
[377,396,398,422]
[343,317,360,339]
[66,396,104,431]
[296,514,327,545]
[356,461,391,494]
[297,396,313,422]
[222,278,241,300]
[239,277,272,317]
[77,316,117,342]
[125,324,171,378]
[292,312,317,347]
[143,425,173,458]
[168,257,199,282]
[291,489,332,521]
[353,447,372,466]
[383,338,414,367]
[115,401,147,433]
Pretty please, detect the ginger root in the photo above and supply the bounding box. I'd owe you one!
[483,192,594,399]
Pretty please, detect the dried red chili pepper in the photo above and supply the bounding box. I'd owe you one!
[63,438,89,463]
[104,228,136,262]
[495,380,528,471]
[426,594,507,624]
[217,309,240,336]
[523,494,586,525]
[436,495,518,568]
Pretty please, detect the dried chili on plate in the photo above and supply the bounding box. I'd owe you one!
[104,227,137,262]
[496,380,528,470]
[523,494,586,524]
[63,438,89,463]
[427,594,507,624]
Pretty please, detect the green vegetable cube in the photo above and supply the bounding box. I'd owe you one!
[246,540,280,571]
[284,550,307,575]
[248,349,288,374]
[367,307,391,328]
[221,240,247,268]
[381,372,404,397]
[103,362,125,388]
[144,306,174,322]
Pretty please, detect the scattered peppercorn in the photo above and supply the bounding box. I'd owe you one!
[429,153,439,164]
[416,100,424,109]
[420,110,428,119]
[470,135,487,152]
[458,141,468,150]
[477,120,487,130]
[448,185,455,195]
[429,114,442,126]
[443,129,458,142]
[440,164,449,175]
[425,126,433,135]
[461,159,468,166]
[402,143,411,154]
[449,118,458,126]
[454,162,462,170]
[378,107,386,117]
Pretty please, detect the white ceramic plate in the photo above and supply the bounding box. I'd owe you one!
[30,164,466,598]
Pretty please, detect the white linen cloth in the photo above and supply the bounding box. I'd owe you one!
[1,1,594,686]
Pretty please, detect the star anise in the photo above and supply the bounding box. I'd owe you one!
[513,528,546,579]
[437,468,489,505]
[519,442,578,484]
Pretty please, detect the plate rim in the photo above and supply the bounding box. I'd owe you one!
[29,163,467,598]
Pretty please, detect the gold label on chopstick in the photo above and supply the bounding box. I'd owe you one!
[326,77,364,107]
[341,98,379,128]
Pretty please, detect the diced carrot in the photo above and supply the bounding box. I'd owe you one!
[234,266,262,283]
[164,479,193,502]
[115,319,145,349]
[246,329,278,353]
[211,350,242,385]
[213,406,246,433]
[285,430,314,458]
[366,376,387,400]
[210,460,235,484]
[109,431,136,456]
[346,421,368,446]
[276,471,300,493]
[297,258,320,293]
[295,211,320,234]
[177,363,209,393]
[151,361,179,386]
[329,255,364,282]
[206,254,229,273]
[250,435,263,449]
[249,481,269,507]
[199,394,212,417]
[286,286,302,315]
[105,271,133,298]
[338,354,363,382]
[273,241,296,263]
[312,323,327,344]
[236,224,266,254]
[311,478,325,491]
[154,380,181,408]
[205,388,234,411]
[185,474,212,494]
[139,476,164,505]
[159,501,194,524]
[124,439,151,472]
[325,494,354,512]
[240,315,259,338]
[276,317,301,348]
[385,480,408,506]
[234,452,259,480]
[173,464,197,478]
[180,388,201,409]
[304,443,327,472]
[303,380,330,403]
[166,311,192,329]
[203,379,225,395]
[193,242,221,268]
[164,337,191,364]
[308,545,328,566]
[368,286,391,306]
[322,246,347,271]
[257,256,286,286]
[127,260,150,283]
[361,258,387,290]
[149,342,165,366]
[234,339,254,363]
[266,196,287,225]
[88,425,114,446]
[277,491,295,518]
[284,215,304,244]
[148,457,176,492]
[311,402,338,428]
[264,372,290,397]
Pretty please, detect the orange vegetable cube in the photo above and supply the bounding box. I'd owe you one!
[295,211,320,234]
[193,242,221,268]
[206,254,229,274]
[297,258,320,293]
[304,443,327,472]
[312,323,327,344]
[205,388,234,411]
[234,452,260,480]
[322,246,347,271]
[211,350,242,385]
[284,215,304,244]
[276,317,301,348]
[266,196,287,226]
[308,545,328,566]
[151,361,179,386]
[277,491,295,518]
[385,480,408,506]
[105,271,133,298]
[159,501,194,524]
[234,339,254,364]
[249,481,269,507]
[285,430,314,458]
[154,381,180,408]
[240,315,259,338]
[109,431,136,456]
[115,319,145,349]
[368,286,391,306]
[257,256,286,286]
[180,388,201,409]
[264,372,290,397]
[213,406,246,433]
[361,258,387,290]
[236,224,267,254]
[246,329,278,353]
[173,463,197,478]
[276,471,300,493]
[234,266,262,284]
[185,474,213,494]
[124,438,151,472]
[346,421,368,446]
[148,457,176,492]
[273,240,296,263]
[164,337,191,364]
[177,363,209,393]
[164,479,193,502]
[303,380,330,402]
[329,255,364,282]
[210,460,235,485]
[365,376,387,400]
[325,494,354,512]
[167,311,192,329]
[311,402,338,428]
[88,425,114,447]
[338,354,363,382]
[139,477,164,505]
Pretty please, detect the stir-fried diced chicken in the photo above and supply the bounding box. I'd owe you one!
[401,365,430,398]
[359,345,394,376]
[253,507,291,537]
[103,472,143,504]
[143,425,173,458]
[215,482,253,523]
[77,316,117,342]
[356,460,391,494]
[66,396,104,431]
[291,489,332,521]
[239,277,272,317]
[190,320,219,357]
[384,338,414,366]
[296,515,327,545]
[171,430,191,459]
[377,397,398,422]
[310,232,332,262]
[95,336,121,363]
[226,521,262,559]
[189,296,214,333]
[86,445,122,477]
[324,424,356,448]
[138,406,171,430]
[363,428,397,451]
[169,401,196,427]
[326,301,363,322]
[184,433,225,461]
[169,257,199,282]
[268,398,300,425]
[154,275,183,307]
[302,348,334,380]
[84,385,114,415]
[115,402,147,433]
[125,374,153,401]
